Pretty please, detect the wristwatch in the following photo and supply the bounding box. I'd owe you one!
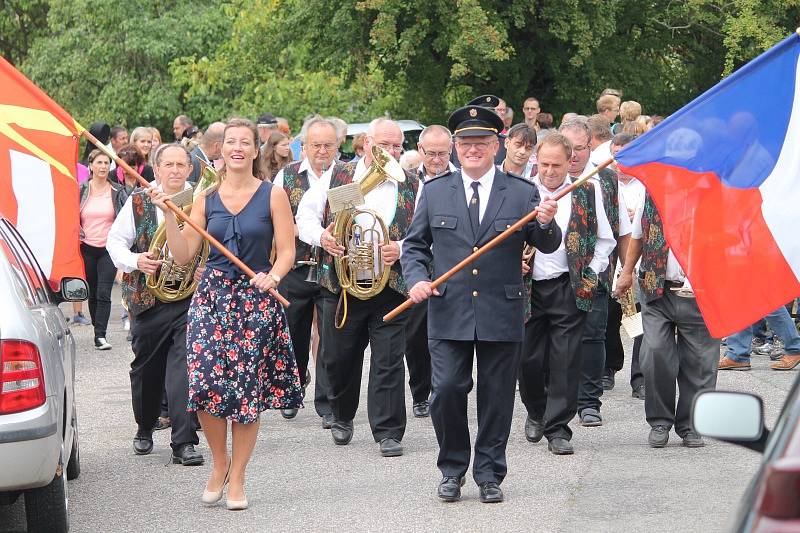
[268,273,281,284]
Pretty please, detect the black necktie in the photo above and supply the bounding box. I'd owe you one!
[469,181,480,233]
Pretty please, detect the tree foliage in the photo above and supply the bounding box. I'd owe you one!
[15,0,800,133]
[0,0,49,66]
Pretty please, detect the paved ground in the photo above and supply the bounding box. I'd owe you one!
[2,287,797,532]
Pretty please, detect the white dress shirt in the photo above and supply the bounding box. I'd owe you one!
[461,166,495,224]
[296,157,399,248]
[590,140,612,167]
[531,175,616,280]
[631,201,685,282]
[106,182,192,273]
[273,158,334,190]
[618,177,646,213]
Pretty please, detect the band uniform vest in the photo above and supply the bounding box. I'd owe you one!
[317,162,418,296]
[597,169,620,290]
[638,193,669,303]
[281,161,316,268]
[121,190,159,316]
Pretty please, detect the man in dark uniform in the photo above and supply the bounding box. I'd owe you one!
[450,95,508,168]
[402,106,560,503]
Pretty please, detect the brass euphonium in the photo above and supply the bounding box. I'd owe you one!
[145,160,217,302]
[330,145,406,327]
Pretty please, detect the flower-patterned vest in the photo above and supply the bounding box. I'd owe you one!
[318,162,418,297]
[121,190,160,316]
[524,180,600,320]
[638,193,669,303]
[281,161,315,268]
[597,168,620,290]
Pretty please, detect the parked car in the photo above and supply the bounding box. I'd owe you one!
[692,375,800,532]
[0,215,87,532]
[339,120,425,161]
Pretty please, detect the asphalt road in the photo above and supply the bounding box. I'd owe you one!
[2,288,797,532]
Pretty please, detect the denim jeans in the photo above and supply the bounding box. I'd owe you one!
[725,306,800,362]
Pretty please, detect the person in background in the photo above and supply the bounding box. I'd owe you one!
[499,123,536,179]
[329,117,349,160]
[148,127,162,166]
[522,97,541,132]
[115,143,154,190]
[107,126,129,171]
[276,118,291,136]
[503,107,514,131]
[173,114,194,141]
[400,150,422,172]
[351,133,366,161]
[256,112,278,143]
[131,127,154,164]
[79,149,128,350]
[616,101,642,135]
[261,131,292,181]
[536,113,554,140]
[596,94,621,128]
[188,122,225,185]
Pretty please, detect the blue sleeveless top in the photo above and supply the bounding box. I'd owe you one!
[204,180,273,276]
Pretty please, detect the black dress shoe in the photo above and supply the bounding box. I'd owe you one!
[602,369,615,391]
[331,420,354,445]
[437,476,465,502]
[133,428,153,455]
[681,431,705,448]
[321,413,334,430]
[648,425,670,448]
[171,443,204,466]
[281,408,298,419]
[478,481,504,503]
[412,401,430,418]
[524,416,544,443]
[379,438,403,457]
[631,384,646,400]
[547,437,574,455]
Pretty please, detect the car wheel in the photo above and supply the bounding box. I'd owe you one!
[66,413,80,480]
[24,452,69,533]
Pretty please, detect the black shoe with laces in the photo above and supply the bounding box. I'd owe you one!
[133,428,153,455]
[412,400,430,418]
[478,481,504,503]
[172,443,204,465]
[648,425,670,448]
[437,476,466,502]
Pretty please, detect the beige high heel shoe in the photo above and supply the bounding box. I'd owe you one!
[201,462,230,505]
[225,495,249,511]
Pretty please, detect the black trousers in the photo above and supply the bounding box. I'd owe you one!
[321,288,407,442]
[429,339,520,485]
[404,302,432,404]
[279,268,332,416]
[519,274,587,441]
[130,299,198,450]
[577,285,609,413]
[605,296,644,389]
[80,242,115,340]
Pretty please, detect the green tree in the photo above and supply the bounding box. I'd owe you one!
[0,0,49,66]
[20,0,231,134]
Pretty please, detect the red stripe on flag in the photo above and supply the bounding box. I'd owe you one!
[619,162,800,338]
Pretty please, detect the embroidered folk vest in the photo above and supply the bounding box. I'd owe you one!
[317,162,418,296]
[638,193,669,303]
[281,161,316,267]
[597,168,620,290]
[121,190,159,316]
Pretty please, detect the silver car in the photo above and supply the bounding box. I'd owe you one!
[0,216,87,532]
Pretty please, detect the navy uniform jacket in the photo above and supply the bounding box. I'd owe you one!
[401,170,561,343]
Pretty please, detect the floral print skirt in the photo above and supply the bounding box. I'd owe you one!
[186,268,303,423]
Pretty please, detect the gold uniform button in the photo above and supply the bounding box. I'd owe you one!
[473,246,479,252]
[472,290,478,297]
[472,269,478,276]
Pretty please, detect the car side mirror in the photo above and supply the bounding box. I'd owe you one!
[59,277,88,302]
[692,390,768,452]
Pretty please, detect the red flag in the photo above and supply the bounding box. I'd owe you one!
[0,56,84,288]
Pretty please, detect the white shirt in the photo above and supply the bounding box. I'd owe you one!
[590,140,612,167]
[531,175,616,280]
[106,182,193,273]
[618,177,646,213]
[417,161,457,181]
[296,157,400,249]
[631,201,685,282]
[574,161,632,237]
[461,167,495,224]
[273,158,334,190]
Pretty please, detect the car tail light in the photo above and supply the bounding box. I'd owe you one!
[0,340,46,414]
[756,457,800,520]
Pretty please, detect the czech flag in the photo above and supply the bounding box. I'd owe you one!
[0,56,84,288]
[616,32,800,338]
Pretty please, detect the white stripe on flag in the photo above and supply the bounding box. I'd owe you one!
[760,55,800,282]
[10,149,56,278]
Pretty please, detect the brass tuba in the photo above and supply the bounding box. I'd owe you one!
[330,146,405,326]
[145,160,217,302]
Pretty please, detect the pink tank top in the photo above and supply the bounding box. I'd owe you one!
[81,188,115,247]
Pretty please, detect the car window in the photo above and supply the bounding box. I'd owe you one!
[0,221,51,305]
[0,231,36,307]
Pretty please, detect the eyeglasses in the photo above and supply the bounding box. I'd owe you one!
[523,107,540,111]
[455,141,494,151]
[572,144,589,152]
[308,142,336,152]
[377,142,403,153]
[421,148,451,159]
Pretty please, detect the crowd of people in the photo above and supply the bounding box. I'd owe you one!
[70,89,800,509]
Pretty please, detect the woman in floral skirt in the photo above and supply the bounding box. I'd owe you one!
[150,118,302,511]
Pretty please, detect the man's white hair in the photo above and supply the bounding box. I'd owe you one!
[419,124,452,144]
[367,117,401,137]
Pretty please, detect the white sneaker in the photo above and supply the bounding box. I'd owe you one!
[95,337,112,350]
[123,318,130,331]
